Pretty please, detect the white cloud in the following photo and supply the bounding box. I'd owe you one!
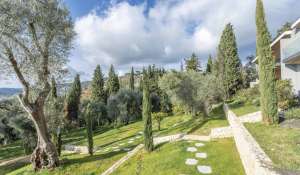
[70,0,300,76]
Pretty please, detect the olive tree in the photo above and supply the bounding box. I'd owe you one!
[0,0,74,170]
[159,71,222,118]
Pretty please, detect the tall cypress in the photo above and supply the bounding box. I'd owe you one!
[91,65,106,103]
[256,0,278,124]
[107,65,120,97]
[143,68,153,152]
[217,23,243,99]
[85,104,93,156]
[206,55,213,73]
[64,74,81,123]
[129,67,135,90]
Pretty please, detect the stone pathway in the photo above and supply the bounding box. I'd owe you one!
[184,142,212,174]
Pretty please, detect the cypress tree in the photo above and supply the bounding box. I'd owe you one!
[91,65,106,103]
[129,67,135,90]
[256,0,278,124]
[217,23,243,99]
[206,55,213,73]
[64,74,81,123]
[107,65,120,97]
[85,104,94,156]
[185,53,201,72]
[143,68,153,152]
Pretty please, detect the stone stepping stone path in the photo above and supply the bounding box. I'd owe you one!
[135,136,141,139]
[112,146,119,149]
[197,165,212,174]
[183,141,212,174]
[195,142,205,147]
[119,143,125,146]
[195,152,207,159]
[187,147,197,152]
[123,148,131,151]
[138,131,143,135]
[113,148,120,152]
[129,138,135,141]
[128,140,134,144]
[185,158,198,165]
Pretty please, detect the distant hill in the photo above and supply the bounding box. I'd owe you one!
[0,88,22,100]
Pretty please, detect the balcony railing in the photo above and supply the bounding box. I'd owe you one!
[282,31,300,60]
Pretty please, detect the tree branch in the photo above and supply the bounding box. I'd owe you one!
[4,45,30,105]
[29,22,44,56]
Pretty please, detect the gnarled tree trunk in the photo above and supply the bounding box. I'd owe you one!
[20,99,59,171]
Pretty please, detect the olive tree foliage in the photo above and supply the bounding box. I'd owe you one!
[159,71,222,118]
[0,0,74,170]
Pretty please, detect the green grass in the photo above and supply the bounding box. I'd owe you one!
[112,138,245,175]
[228,102,260,117]
[0,141,25,163]
[245,123,300,171]
[5,105,230,175]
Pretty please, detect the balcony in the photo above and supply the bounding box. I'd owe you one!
[282,31,300,64]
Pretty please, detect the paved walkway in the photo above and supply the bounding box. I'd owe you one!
[0,155,30,167]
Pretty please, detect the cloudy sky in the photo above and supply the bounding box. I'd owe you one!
[1,0,300,87]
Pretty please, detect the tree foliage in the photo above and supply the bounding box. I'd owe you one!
[85,104,94,156]
[256,0,278,124]
[143,69,153,152]
[217,23,243,99]
[64,74,81,124]
[185,53,201,72]
[107,65,120,97]
[91,65,106,103]
[130,67,135,90]
[206,55,213,74]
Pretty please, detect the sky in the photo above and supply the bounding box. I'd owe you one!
[1,0,300,87]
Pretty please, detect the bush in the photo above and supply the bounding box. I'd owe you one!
[233,85,260,104]
[284,108,300,119]
[276,80,297,110]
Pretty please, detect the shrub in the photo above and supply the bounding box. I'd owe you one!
[284,108,300,119]
[276,80,297,110]
[152,112,168,131]
[234,85,260,104]
[85,104,94,156]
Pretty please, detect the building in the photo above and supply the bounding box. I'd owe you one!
[253,18,300,96]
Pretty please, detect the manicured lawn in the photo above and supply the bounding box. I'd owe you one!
[5,106,230,174]
[228,103,260,116]
[245,123,300,171]
[0,141,25,163]
[112,138,245,175]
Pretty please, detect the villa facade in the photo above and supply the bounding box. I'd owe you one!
[253,18,300,96]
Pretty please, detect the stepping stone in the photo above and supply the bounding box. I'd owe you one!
[112,146,119,149]
[187,147,197,152]
[129,138,135,141]
[123,148,131,151]
[197,165,212,174]
[195,153,207,159]
[195,143,205,147]
[128,140,134,144]
[187,140,194,143]
[138,131,143,135]
[119,143,125,146]
[135,136,141,139]
[113,149,120,152]
[185,158,198,165]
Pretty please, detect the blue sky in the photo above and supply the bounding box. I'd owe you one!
[1,0,300,87]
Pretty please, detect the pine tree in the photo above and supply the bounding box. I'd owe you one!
[85,104,94,156]
[185,53,201,72]
[64,74,81,124]
[107,65,120,97]
[129,67,135,90]
[206,55,213,73]
[256,0,278,124]
[217,23,243,99]
[91,65,106,103]
[143,68,153,152]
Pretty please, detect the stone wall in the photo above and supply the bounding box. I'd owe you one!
[224,104,280,175]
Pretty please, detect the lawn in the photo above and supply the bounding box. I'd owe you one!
[4,105,231,174]
[245,123,300,171]
[0,141,25,163]
[112,138,245,175]
[228,102,260,117]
